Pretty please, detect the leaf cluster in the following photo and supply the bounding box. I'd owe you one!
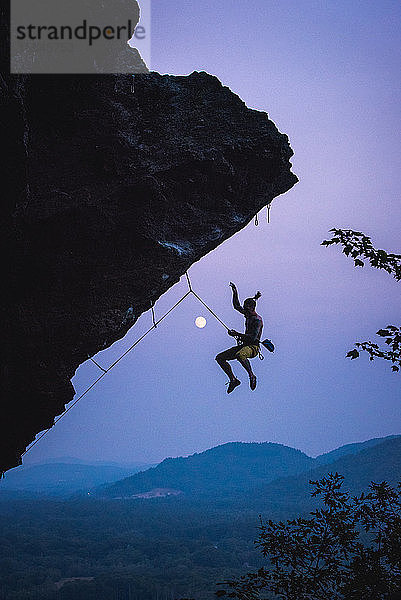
[346,326,401,372]
[321,229,401,280]
[322,229,400,372]
[218,473,401,600]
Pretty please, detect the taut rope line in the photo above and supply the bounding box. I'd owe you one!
[21,273,229,458]
[191,290,229,331]
[90,358,107,373]
[185,271,229,330]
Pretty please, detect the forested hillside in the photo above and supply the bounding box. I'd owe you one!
[96,442,314,498]
[0,436,399,599]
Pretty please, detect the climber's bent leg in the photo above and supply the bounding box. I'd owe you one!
[236,346,258,390]
[237,356,254,378]
[215,346,241,382]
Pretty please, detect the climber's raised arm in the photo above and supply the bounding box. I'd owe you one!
[229,282,244,314]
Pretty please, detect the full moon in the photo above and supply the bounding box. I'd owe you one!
[195,316,207,328]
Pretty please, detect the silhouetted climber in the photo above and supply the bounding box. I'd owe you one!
[216,283,263,393]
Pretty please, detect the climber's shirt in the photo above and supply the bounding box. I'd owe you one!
[244,311,263,345]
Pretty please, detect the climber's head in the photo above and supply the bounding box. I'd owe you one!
[243,292,261,314]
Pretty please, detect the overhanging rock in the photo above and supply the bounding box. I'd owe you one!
[2,71,297,473]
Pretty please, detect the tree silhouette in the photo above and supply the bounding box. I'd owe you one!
[217,473,401,600]
[322,229,401,372]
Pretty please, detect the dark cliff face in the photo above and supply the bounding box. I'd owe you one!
[2,71,297,474]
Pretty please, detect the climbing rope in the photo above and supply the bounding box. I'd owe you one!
[90,358,107,373]
[21,272,234,458]
[185,272,229,331]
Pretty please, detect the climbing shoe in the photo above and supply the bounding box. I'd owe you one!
[226,378,241,394]
[249,374,257,391]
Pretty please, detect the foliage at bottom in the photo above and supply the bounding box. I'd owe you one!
[218,473,401,600]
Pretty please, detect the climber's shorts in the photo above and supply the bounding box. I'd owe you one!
[216,344,259,362]
[236,344,259,360]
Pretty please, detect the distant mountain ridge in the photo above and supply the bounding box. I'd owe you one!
[95,435,400,499]
[0,436,399,600]
[96,442,314,498]
[314,435,400,465]
[2,435,398,499]
[0,461,151,496]
[23,456,153,468]
[248,435,401,514]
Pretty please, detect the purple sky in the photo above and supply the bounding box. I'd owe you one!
[25,0,401,466]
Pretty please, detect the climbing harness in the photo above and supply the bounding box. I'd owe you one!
[21,270,270,458]
[234,336,264,361]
